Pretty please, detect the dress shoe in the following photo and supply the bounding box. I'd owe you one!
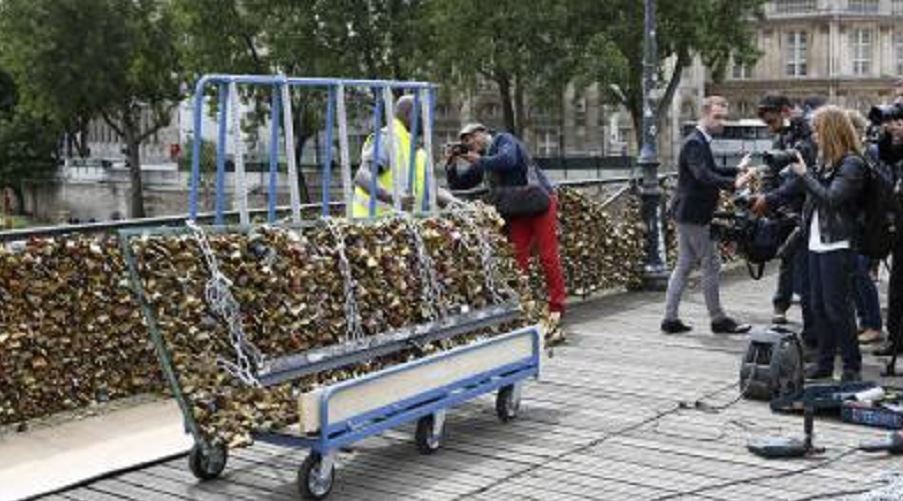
[805,365,834,380]
[661,319,692,334]
[711,317,752,334]
[772,307,788,325]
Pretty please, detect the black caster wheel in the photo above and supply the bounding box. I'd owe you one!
[415,414,444,454]
[496,385,521,423]
[298,452,335,500]
[188,441,228,480]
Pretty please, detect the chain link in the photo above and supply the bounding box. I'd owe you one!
[186,221,263,387]
[325,219,364,341]
[450,205,514,304]
[397,214,445,320]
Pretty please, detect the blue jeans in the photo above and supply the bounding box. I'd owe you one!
[853,254,882,331]
[809,249,862,373]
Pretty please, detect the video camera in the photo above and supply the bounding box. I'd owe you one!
[868,103,903,125]
[711,189,798,278]
[761,148,799,173]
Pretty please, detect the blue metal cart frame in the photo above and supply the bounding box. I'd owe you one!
[122,73,539,500]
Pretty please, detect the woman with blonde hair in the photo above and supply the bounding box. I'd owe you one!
[790,105,865,381]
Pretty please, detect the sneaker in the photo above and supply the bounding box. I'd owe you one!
[841,370,862,383]
[805,365,834,380]
[711,317,752,334]
[772,307,788,325]
[858,329,883,345]
[661,319,692,334]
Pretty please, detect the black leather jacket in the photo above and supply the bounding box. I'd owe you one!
[800,153,866,247]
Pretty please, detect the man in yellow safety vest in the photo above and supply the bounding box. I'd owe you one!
[353,95,456,217]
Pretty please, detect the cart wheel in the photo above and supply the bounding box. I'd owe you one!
[496,385,520,423]
[298,452,335,500]
[415,414,444,454]
[188,442,228,481]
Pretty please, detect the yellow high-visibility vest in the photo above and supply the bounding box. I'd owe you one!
[353,118,427,218]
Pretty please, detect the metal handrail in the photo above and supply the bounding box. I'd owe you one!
[0,202,343,243]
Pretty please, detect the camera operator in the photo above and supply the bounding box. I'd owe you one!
[869,100,903,358]
[749,95,818,353]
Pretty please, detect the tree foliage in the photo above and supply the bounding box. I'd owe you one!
[0,0,184,218]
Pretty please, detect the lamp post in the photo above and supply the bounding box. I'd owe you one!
[638,0,669,290]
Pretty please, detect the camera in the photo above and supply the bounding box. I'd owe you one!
[445,142,469,156]
[868,103,903,125]
[762,148,799,172]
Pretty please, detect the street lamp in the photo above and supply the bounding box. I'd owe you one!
[638,0,669,290]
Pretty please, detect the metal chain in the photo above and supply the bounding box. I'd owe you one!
[449,205,513,304]
[325,219,364,341]
[186,221,263,387]
[397,214,445,320]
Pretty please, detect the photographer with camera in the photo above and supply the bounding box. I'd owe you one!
[445,123,567,342]
[790,105,866,382]
[749,95,818,354]
[661,96,755,335]
[869,99,903,359]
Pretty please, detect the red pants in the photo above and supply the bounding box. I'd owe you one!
[507,194,567,314]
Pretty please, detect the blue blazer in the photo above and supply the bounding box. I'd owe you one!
[671,128,739,225]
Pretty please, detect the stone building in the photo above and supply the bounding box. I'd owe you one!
[708,0,903,116]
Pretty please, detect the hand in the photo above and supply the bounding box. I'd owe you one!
[737,152,753,172]
[399,193,416,211]
[734,170,754,189]
[750,195,768,216]
[790,150,807,176]
[463,151,481,164]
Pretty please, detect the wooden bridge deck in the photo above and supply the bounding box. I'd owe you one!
[39,269,902,501]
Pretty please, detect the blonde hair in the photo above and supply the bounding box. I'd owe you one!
[702,96,728,114]
[812,105,861,168]
[845,109,868,139]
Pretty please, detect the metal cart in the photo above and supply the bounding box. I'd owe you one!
[120,74,541,500]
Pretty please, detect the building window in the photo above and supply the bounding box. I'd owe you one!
[785,31,808,77]
[894,0,903,16]
[732,62,752,80]
[896,32,903,76]
[775,0,816,13]
[851,29,873,76]
[847,0,879,13]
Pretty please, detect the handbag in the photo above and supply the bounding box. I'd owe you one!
[488,163,552,218]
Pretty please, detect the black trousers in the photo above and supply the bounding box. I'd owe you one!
[887,231,903,349]
[809,249,862,373]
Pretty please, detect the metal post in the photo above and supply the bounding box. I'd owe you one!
[215,84,229,225]
[638,0,668,290]
[321,86,336,218]
[336,84,354,219]
[267,85,280,223]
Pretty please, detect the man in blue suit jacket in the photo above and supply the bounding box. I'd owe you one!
[662,96,755,335]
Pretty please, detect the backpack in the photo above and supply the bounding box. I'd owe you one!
[858,152,897,260]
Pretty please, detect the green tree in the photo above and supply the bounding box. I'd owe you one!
[579,0,766,147]
[428,0,556,137]
[174,0,429,204]
[0,68,60,209]
[0,0,184,218]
